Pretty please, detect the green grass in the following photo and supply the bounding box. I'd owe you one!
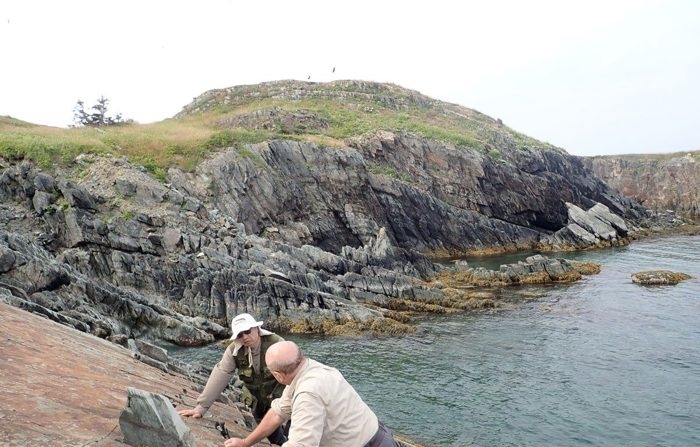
[205,129,276,150]
[0,127,106,167]
[0,117,213,171]
[368,165,414,183]
[0,81,565,173]
[487,150,502,160]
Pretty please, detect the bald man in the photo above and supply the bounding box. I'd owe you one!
[224,341,399,447]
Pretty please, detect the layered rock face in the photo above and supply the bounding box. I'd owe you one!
[0,131,645,345]
[0,82,666,346]
[584,152,699,218]
[191,132,647,257]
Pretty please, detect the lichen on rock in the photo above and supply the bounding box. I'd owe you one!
[631,270,693,285]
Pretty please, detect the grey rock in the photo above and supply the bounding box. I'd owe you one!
[131,338,169,363]
[32,191,54,215]
[0,245,16,273]
[33,172,56,192]
[116,178,137,197]
[119,387,195,447]
[566,202,617,240]
[60,183,97,211]
[0,121,687,347]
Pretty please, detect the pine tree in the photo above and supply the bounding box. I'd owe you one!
[72,96,125,127]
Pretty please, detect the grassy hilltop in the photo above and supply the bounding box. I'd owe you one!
[0,80,561,173]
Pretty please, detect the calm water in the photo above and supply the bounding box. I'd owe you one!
[171,235,700,447]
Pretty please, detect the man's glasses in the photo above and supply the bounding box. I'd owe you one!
[236,328,253,339]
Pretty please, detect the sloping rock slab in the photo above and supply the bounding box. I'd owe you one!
[631,270,693,285]
[0,303,257,447]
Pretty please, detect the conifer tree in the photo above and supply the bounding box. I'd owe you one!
[72,96,124,127]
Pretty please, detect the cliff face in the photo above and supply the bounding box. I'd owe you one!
[0,138,645,346]
[584,152,699,218]
[0,80,674,347]
[190,131,645,257]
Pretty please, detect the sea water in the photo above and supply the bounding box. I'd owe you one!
[171,235,700,447]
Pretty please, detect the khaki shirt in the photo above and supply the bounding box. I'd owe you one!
[271,359,378,447]
[194,344,238,414]
[195,330,280,415]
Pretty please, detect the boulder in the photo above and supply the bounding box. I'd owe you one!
[119,387,196,447]
[631,270,693,285]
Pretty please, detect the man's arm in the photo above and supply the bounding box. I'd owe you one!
[178,346,237,417]
[224,409,286,447]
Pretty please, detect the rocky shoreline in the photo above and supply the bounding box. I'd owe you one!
[1,145,695,347]
[2,80,697,447]
[1,83,695,346]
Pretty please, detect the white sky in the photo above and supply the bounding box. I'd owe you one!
[1,0,698,156]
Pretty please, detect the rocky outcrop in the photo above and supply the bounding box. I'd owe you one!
[540,202,631,250]
[631,270,693,285]
[584,151,700,218]
[179,132,647,259]
[218,107,330,134]
[0,131,662,345]
[0,157,444,345]
[433,255,600,288]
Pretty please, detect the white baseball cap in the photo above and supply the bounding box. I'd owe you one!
[230,313,264,340]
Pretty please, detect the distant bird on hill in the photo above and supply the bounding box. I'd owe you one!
[332,67,335,73]
[307,75,311,80]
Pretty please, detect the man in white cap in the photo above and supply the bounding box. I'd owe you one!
[178,313,287,445]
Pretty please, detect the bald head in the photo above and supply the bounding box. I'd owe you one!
[266,340,305,374]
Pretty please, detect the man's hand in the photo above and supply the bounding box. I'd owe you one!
[224,437,248,447]
[177,408,203,418]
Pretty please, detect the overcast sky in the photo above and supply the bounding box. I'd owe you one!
[1,0,698,156]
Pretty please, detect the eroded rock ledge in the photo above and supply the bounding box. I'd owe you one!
[0,143,686,345]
